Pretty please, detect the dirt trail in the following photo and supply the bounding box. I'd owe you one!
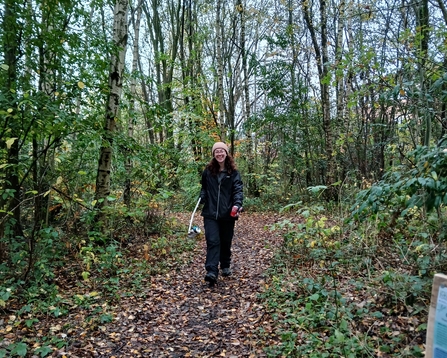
[75,213,282,357]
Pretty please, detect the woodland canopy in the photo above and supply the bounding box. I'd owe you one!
[1,0,447,356]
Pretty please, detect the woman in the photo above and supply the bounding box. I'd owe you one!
[200,142,243,285]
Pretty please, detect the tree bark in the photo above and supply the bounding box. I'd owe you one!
[413,0,430,145]
[0,0,22,263]
[215,0,226,140]
[302,0,336,199]
[124,1,142,208]
[94,0,128,213]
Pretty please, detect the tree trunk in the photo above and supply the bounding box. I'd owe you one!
[215,0,226,139]
[239,0,256,194]
[413,0,430,145]
[94,0,128,213]
[124,2,142,208]
[0,0,22,263]
[302,0,336,199]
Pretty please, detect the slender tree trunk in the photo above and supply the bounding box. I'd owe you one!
[0,0,22,263]
[124,2,142,208]
[437,4,447,138]
[302,0,335,198]
[413,0,430,145]
[335,0,345,122]
[145,0,180,144]
[138,57,156,144]
[94,0,128,213]
[215,0,226,139]
[239,0,256,194]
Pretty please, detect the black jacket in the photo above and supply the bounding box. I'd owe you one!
[200,168,243,220]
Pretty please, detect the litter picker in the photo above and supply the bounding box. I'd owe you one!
[187,197,202,238]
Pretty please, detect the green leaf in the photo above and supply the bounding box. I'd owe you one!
[81,271,90,280]
[307,185,327,194]
[6,137,17,149]
[35,345,53,357]
[10,342,28,357]
[334,329,345,342]
[309,293,320,301]
[371,311,383,318]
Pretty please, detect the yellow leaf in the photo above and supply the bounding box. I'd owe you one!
[78,81,85,89]
[56,176,63,185]
[6,137,17,149]
[89,291,99,297]
[7,108,13,113]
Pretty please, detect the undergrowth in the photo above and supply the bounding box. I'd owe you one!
[259,145,447,357]
[0,203,197,358]
[260,201,441,357]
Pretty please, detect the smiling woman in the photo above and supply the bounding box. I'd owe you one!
[199,142,244,286]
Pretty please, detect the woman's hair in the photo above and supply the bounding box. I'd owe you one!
[206,154,237,175]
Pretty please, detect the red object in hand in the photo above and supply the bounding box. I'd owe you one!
[230,206,239,217]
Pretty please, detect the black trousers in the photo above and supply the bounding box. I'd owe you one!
[203,217,235,277]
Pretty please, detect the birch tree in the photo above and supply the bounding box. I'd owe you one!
[124,1,143,207]
[94,0,129,213]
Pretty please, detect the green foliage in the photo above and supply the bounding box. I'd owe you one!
[351,145,447,224]
[0,342,28,358]
[263,201,432,357]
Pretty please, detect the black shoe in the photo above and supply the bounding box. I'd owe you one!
[221,267,232,277]
[205,272,217,284]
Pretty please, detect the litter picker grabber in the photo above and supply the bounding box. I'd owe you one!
[187,197,202,238]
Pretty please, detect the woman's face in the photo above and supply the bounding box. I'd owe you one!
[213,149,227,164]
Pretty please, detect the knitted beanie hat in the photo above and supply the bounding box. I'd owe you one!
[212,142,228,155]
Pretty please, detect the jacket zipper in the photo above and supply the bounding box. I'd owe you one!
[216,181,221,219]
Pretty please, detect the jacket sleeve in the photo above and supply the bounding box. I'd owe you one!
[232,171,243,208]
[199,170,207,204]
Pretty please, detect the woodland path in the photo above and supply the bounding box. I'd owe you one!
[71,213,283,357]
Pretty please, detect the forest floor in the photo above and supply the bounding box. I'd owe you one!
[1,212,283,357]
[1,210,429,357]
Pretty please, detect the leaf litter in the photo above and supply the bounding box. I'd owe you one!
[1,211,429,357]
[1,213,283,357]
